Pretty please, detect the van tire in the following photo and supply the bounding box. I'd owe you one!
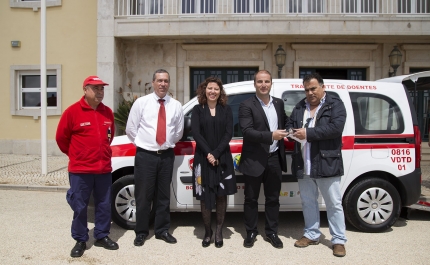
[111,174,155,230]
[343,178,401,232]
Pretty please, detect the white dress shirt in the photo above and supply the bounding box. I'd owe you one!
[126,92,184,151]
[256,95,279,153]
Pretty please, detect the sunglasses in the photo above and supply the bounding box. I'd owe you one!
[304,117,314,128]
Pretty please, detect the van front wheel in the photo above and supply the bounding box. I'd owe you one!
[111,174,156,230]
[343,178,401,232]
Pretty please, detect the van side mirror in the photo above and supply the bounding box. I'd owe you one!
[181,116,192,141]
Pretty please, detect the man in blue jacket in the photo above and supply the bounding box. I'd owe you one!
[286,73,347,257]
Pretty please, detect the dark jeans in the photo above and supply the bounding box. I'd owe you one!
[243,153,282,236]
[66,172,112,242]
[134,147,175,236]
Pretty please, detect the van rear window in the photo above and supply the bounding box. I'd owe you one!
[350,93,404,134]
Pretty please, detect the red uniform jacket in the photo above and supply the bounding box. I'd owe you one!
[56,96,115,174]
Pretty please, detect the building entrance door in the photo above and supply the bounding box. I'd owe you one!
[190,67,258,97]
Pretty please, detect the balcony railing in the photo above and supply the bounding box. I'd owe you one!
[116,0,430,16]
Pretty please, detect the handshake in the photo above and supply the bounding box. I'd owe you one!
[285,128,307,144]
[273,128,306,144]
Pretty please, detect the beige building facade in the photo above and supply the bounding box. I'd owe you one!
[1,0,97,155]
[99,0,430,139]
[1,0,430,155]
[100,0,430,104]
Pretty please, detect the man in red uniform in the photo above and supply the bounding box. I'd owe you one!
[56,76,119,258]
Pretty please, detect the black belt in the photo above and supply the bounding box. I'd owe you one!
[268,151,278,157]
[138,147,173,155]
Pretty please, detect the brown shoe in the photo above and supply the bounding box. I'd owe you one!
[332,244,346,257]
[294,236,319,248]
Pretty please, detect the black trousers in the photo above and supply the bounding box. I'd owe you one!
[243,153,282,236]
[134,147,175,236]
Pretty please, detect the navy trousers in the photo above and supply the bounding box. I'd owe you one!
[66,173,112,242]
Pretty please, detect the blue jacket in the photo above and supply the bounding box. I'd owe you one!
[286,93,346,179]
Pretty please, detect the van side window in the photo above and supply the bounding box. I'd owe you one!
[281,91,339,117]
[184,93,254,140]
[350,93,404,134]
[228,93,255,138]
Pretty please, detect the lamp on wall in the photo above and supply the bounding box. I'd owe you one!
[388,46,402,77]
[274,45,286,78]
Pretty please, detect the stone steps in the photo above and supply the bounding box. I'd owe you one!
[422,143,430,165]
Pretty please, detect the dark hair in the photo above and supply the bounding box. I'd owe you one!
[152,69,170,81]
[303,73,324,86]
[195,77,227,106]
[253,70,272,84]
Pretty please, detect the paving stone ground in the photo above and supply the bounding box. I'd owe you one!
[0,154,69,188]
[0,153,429,201]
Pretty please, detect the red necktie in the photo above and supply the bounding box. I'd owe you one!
[156,99,166,145]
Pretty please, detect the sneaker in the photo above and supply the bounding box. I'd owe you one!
[294,236,319,248]
[332,244,346,257]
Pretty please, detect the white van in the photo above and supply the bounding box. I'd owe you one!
[110,78,422,233]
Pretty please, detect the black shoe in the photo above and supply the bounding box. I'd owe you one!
[155,232,177,244]
[94,236,119,250]
[265,234,283,249]
[134,234,147,246]
[202,230,213,248]
[215,230,223,248]
[243,232,258,248]
[215,240,223,248]
[70,241,86,258]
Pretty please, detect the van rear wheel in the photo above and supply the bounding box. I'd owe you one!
[343,178,401,232]
[111,174,155,230]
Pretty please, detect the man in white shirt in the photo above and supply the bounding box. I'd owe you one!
[126,69,184,246]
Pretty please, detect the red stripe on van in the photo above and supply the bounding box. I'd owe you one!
[355,134,414,139]
[111,143,136,157]
[111,134,416,157]
[353,144,415,149]
[342,136,355,150]
[351,134,415,150]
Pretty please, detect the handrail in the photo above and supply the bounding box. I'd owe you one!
[116,0,429,17]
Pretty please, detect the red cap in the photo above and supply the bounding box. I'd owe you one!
[83,76,109,87]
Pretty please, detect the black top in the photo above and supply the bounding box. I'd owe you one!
[191,104,235,209]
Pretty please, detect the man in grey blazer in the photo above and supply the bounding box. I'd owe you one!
[239,70,289,249]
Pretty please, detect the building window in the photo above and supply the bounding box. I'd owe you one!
[288,0,324,13]
[299,68,367,80]
[9,0,62,8]
[182,0,216,13]
[234,0,270,13]
[129,0,164,15]
[342,0,378,13]
[398,0,430,13]
[10,65,62,117]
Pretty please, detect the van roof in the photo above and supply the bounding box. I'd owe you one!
[377,71,430,91]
